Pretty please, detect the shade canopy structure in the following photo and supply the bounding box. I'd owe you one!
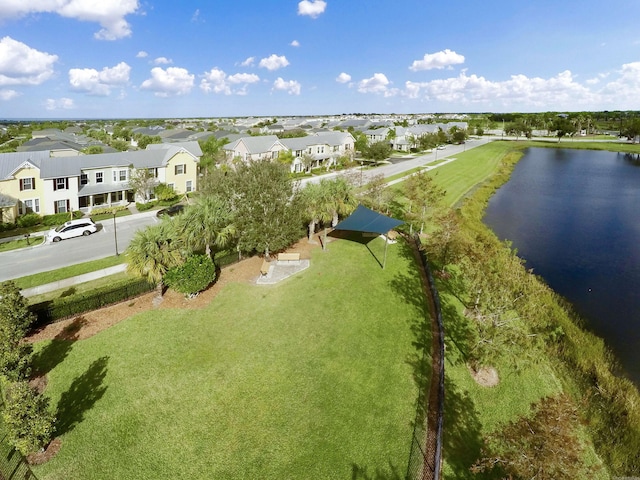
[333,205,403,235]
[333,205,403,268]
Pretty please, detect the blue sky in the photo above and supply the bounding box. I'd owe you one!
[1,0,640,118]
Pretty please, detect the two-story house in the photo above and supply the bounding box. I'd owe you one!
[222,135,287,163]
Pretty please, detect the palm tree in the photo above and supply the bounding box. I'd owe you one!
[126,222,183,297]
[174,195,235,259]
[300,182,324,242]
[327,176,357,227]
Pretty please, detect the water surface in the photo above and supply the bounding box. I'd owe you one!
[484,147,640,385]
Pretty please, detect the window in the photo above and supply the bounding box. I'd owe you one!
[174,164,186,175]
[112,191,124,202]
[186,180,193,193]
[167,183,175,191]
[22,199,40,214]
[148,168,158,178]
[113,169,127,182]
[19,177,35,191]
[54,199,69,213]
[296,150,303,157]
[96,172,103,183]
[54,178,68,191]
[80,173,88,185]
[317,146,324,154]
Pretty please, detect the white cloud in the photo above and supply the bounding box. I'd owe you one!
[291,40,300,47]
[136,51,148,58]
[0,0,141,40]
[191,9,202,23]
[141,67,194,97]
[357,73,398,97]
[409,49,465,71]
[403,69,596,108]
[273,77,301,95]
[599,62,640,105]
[44,97,75,111]
[240,56,255,67]
[154,57,173,65]
[336,72,351,83]
[259,54,290,71]
[69,62,131,96]
[0,37,58,86]
[297,0,327,18]
[200,68,260,95]
[0,89,20,101]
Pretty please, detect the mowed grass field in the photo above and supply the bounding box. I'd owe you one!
[32,237,423,480]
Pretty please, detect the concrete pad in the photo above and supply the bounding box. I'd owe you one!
[256,259,310,285]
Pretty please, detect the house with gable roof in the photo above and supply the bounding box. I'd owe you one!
[0,143,201,221]
[222,135,287,163]
[280,131,355,173]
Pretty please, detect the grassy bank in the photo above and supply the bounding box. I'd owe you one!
[431,141,640,476]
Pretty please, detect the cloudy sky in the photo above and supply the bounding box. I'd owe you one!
[1,0,640,118]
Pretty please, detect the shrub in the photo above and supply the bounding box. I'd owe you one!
[135,201,157,212]
[16,214,41,228]
[2,381,55,456]
[154,183,178,202]
[165,255,216,296]
[41,211,83,227]
[0,222,17,232]
[89,205,128,217]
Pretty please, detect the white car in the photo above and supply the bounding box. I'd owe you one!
[437,145,446,150]
[47,218,98,243]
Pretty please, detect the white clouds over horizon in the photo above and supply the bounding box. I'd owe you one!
[45,97,75,111]
[69,62,131,96]
[409,49,465,71]
[297,0,327,18]
[336,72,351,83]
[200,68,260,95]
[140,67,194,97]
[0,0,140,40]
[0,37,58,86]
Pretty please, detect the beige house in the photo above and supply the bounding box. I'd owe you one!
[0,142,201,222]
[222,135,287,163]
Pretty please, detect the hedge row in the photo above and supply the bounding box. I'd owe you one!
[29,277,154,328]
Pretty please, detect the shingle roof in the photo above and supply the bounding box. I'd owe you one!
[223,135,284,154]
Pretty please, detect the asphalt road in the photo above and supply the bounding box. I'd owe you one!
[0,211,158,282]
[0,138,491,282]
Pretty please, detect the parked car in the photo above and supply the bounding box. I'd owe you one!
[47,218,98,243]
[437,145,446,150]
[156,204,185,218]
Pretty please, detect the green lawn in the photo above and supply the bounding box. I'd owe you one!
[32,237,422,480]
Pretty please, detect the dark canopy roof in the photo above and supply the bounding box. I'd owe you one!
[334,204,403,235]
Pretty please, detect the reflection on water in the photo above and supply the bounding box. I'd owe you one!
[484,147,640,385]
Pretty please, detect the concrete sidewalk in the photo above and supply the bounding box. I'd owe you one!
[21,264,127,298]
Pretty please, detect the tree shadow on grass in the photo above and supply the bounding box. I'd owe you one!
[443,373,484,479]
[31,316,88,377]
[351,462,404,480]
[55,356,109,436]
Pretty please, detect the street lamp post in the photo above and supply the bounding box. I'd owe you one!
[113,210,119,256]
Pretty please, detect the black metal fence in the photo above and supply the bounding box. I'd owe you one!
[405,234,445,480]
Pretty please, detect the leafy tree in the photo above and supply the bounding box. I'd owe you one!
[472,394,596,479]
[2,381,55,456]
[126,222,184,297]
[110,139,130,151]
[82,145,104,155]
[361,174,392,213]
[174,195,235,259]
[551,116,576,142]
[325,176,357,226]
[301,152,315,173]
[0,281,35,381]
[128,167,157,203]
[232,160,303,258]
[418,132,439,150]
[137,134,162,150]
[364,141,392,163]
[403,171,445,235]
[452,128,469,144]
[621,118,640,143]
[354,132,368,153]
[198,136,228,170]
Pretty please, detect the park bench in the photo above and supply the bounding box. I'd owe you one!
[277,252,301,265]
[260,259,270,276]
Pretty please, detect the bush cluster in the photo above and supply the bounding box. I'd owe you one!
[165,255,216,296]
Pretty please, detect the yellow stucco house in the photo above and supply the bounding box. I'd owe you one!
[0,142,201,222]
